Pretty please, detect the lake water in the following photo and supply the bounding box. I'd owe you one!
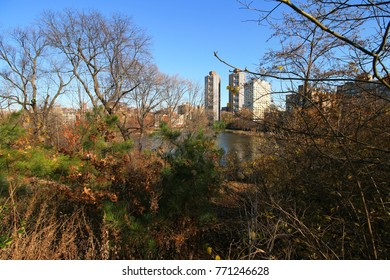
[216,131,260,163]
[141,130,261,163]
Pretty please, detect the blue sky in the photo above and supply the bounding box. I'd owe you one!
[0,0,279,106]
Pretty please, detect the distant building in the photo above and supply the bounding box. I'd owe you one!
[285,84,335,112]
[286,93,303,112]
[228,69,246,113]
[204,71,221,122]
[244,79,271,120]
[334,78,390,117]
[336,78,390,97]
[285,78,390,113]
[153,108,170,128]
[178,103,190,115]
[53,105,77,124]
[336,82,357,96]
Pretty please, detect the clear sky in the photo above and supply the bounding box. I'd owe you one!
[0,0,278,107]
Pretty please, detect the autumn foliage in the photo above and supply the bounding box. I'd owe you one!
[0,110,224,259]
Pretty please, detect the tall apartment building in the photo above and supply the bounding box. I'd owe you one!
[204,71,221,122]
[228,69,246,113]
[244,79,271,120]
[285,85,306,112]
[336,80,390,96]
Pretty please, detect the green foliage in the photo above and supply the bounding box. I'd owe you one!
[0,111,25,149]
[0,233,13,249]
[103,201,129,230]
[125,215,159,259]
[14,148,56,177]
[103,200,160,259]
[0,112,25,179]
[157,121,181,142]
[104,114,119,127]
[101,140,133,157]
[0,143,83,183]
[0,174,8,196]
[213,120,226,131]
[51,154,83,181]
[81,106,132,157]
[158,125,223,219]
[198,212,217,226]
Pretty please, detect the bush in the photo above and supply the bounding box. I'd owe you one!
[213,120,226,131]
[157,123,223,219]
[233,105,390,259]
[0,111,25,149]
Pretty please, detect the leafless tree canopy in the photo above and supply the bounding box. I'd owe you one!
[225,1,390,88]
[43,9,151,105]
[0,26,73,142]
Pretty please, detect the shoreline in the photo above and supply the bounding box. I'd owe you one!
[223,128,263,136]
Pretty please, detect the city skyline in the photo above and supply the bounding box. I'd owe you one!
[205,69,273,122]
[0,0,278,107]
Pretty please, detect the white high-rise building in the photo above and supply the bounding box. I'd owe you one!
[228,69,246,113]
[244,79,271,120]
[204,71,221,122]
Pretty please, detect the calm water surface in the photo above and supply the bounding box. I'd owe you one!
[140,130,261,163]
[216,131,261,163]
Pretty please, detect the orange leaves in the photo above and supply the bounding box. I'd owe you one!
[81,187,118,204]
[60,122,85,154]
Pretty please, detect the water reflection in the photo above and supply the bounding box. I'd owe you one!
[217,131,259,163]
[139,130,260,164]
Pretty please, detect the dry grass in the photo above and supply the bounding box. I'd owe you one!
[0,180,107,260]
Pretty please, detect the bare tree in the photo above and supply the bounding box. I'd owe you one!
[187,81,204,108]
[161,75,190,125]
[184,81,208,131]
[43,9,151,140]
[276,0,390,88]
[126,64,166,151]
[232,0,390,88]
[262,2,360,103]
[0,27,72,143]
